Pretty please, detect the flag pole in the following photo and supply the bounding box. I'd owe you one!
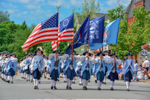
[56,6,60,68]
[88,13,90,68]
[72,8,75,65]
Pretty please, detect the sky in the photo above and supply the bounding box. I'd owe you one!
[0,0,131,27]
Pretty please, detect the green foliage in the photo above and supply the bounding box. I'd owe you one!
[128,6,150,56]
[42,42,53,56]
[0,11,10,24]
[110,6,150,59]
[107,5,124,22]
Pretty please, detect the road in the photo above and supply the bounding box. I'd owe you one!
[0,73,150,99]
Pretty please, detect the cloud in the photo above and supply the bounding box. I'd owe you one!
[25,5,41,9]
[70,0,83,7]
[105,0,117,6]
[0,2,17,8]
[47,0,70,9]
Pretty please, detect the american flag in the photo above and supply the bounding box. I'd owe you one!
[22,13,58,51]
[51,14,74,50]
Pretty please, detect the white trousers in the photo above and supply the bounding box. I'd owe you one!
[8,76,13,82]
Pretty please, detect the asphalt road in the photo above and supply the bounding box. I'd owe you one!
[0,73,150,99]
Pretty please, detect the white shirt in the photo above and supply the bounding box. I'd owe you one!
[134,63,138,71]
[144,60,149,68]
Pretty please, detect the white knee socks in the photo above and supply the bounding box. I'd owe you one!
[72,77,75,82]
[79,78,82,84]
[126,81,130,89]
[103,76,106,82]
[30,75,33,81]
[64,75,67,81]
[26,74,30,80]
[8,76,13,82]
[67,79,69,86]
[82,79,88,87]
[34,79,39,86]
[110,81,114,88]
[69,80,72,87]
[97,80,102,88]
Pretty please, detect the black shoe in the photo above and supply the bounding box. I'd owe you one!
[64,81,67,83]
[88,80,90,82]
[97,88,101,90]
[127,89,130,91]
[102,82,106,84]
[54,86,57,89]
[85,87,88,90]
[39,81,41,84]
[34,86,36,89]
[44,77,46,79]
[31,80,33,82]
[7,81,10,83]
[66,85,69,89]
[110,87,114,90]
[57,79,59,81]
[95,80,97,83]
[51,86,53,89]
[83,86,86,90]
[26,79,29,81]
[69,87,72,90]
[79,83,82,85]
[36,86,39,89]
[11,81,13,84]
[72,82,75,84]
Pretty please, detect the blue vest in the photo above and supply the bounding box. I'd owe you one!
[81,58,92,76]
[124,59,134,76]
[107,62,118,76]
[33,56,43,71]
[50,56,60,76]
[93,59,105,77]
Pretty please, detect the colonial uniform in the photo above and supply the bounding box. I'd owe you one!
[77,51,93,90]
[49,50,62,90]
[30,48,45,89]
[122,53,134,91]
[7,53,18,83]
[93,51,105,90]
[107,53,122,90]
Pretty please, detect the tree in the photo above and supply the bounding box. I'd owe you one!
[0,11,10,23]
[107,5,124,22]
[128,6,150,57]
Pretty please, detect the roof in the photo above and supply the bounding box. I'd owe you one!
[96,13,110,20]
[123,0,134,14]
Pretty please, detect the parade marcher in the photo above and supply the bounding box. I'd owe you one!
[93,51,106,90]
[77,51,93,90]
[4,54,11,82]
[28,53,34,82]
[43,55,48,79]
[64,53,78,90]
[24,54,31,81]
[49,50,61,90]
[20,57,26,79]
[122,53,134,91]
[103,50,110,84]
[30,48,45,89]
[7,53,18,83]
[107,53,121,90]
[1,55,6,80]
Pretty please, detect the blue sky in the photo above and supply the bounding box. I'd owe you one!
[0,0,131,27]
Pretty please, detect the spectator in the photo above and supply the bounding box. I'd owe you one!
[118,63,123,80]
[143,58,149,71]
[137,68,143,80]
[142,67,148,80]
[133,60,138,82]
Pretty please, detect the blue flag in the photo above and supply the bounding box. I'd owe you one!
[65,15,90,54]
[89,16,105,43]
[89,17,121,50]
